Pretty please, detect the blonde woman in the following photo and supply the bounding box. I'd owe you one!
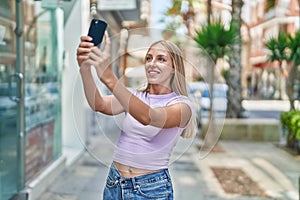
[77,33,195,199]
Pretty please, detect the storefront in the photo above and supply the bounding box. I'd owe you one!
[0,1,63,199]
[0,0,150,199]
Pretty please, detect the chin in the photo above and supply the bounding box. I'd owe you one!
[146,78,157,84]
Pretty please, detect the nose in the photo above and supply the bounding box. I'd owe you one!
[152,57,162,66]
[146,59,156,68]
[148,58,156,65]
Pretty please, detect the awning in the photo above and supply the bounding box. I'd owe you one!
[250,55,267,68]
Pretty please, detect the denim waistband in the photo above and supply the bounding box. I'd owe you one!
[109,163,171,188]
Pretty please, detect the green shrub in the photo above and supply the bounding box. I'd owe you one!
[280,110,300,153]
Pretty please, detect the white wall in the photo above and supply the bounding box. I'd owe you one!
[62,0,90,163]
[150,0,171,41]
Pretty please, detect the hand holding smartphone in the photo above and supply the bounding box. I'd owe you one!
[88,19,107,47]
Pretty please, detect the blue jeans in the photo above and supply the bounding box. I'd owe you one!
[103,164,173,200]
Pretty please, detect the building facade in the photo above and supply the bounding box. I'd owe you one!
[0,0,149,199]
[189,0,300,100]
[242,0,300,99]
[0,1,64,199]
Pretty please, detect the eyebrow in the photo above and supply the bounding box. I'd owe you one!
[146,53,169,57]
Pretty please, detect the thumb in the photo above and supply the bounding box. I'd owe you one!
[104,31,111,54]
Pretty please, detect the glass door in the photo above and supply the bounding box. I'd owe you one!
[23,3,63,182]
[1,1,63,199]
[0,1,21,199]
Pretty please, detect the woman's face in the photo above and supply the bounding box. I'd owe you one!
[145,43,174,87]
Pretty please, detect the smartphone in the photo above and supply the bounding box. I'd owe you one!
[88,19,107,46]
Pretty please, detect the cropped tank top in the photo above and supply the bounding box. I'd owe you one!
[113,90,194,170]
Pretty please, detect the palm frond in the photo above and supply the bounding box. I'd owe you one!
[193,20,238,62]
[288,31,300,66]
[265,32,290,63]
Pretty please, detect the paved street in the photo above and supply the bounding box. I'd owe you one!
[38,126,300,199]
[37,101,300,200]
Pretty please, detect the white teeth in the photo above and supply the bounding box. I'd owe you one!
[148,71,159,74]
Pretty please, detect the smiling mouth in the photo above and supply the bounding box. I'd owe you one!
[148,70,160,75]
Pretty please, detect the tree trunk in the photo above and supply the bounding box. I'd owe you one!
[226,0,245,118]
[207,0,212,23]
[287,64,297,110]
[203,61,216,151]
[299,0,300,28]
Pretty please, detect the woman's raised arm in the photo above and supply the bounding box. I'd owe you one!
[77,35,124,115]
[82,34,192,128]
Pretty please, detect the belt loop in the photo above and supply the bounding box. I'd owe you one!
[164,169,171,180]
[131,178,138,191]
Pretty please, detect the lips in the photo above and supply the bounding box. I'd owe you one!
[148,70,159,74]
[147,70,160,77]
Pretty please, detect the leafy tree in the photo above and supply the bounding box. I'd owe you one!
[160,0,195,41]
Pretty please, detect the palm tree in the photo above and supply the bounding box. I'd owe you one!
[194,20,237,63]
[226,0,245,118]
[287,31,300,110]
[207,0,212,23]
[265,32,290,100]
[193,20,237,149]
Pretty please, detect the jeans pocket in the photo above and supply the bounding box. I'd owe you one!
[136,181,172,199]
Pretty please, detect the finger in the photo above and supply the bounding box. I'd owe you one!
[79,36,94,50]
[77,55,90,66]
[87,46,103,60]
[77,55,90,60]
[88,51,99,61]
[83,59,96,68]
[77,47,91,55]
[80,35,93,42]
[89,51,107,64]
[77,48,90,56]
[79,41,94,48]
[103,32,111,54]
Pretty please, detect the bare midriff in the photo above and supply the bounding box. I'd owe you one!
[113,161,160,178]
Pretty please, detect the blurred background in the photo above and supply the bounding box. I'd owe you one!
[0,0,299,199]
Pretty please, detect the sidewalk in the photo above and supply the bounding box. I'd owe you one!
[37,128,300,200]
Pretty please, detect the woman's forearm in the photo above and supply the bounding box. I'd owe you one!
[80,67,106,112]
[104,78,167,127]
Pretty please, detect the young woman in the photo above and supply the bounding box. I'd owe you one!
[76,32,195,199]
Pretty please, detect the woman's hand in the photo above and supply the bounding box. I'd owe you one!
[78,33,115,85]
[77,33,124,115]
[76,36,94,68]
[86,32,114,83]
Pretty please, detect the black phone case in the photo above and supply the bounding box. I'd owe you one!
[88,19,107,46]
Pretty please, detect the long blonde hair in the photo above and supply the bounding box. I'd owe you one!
[143,40,196,138]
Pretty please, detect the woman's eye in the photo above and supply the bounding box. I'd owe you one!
[158,57,166,62]
[145,56,152,62]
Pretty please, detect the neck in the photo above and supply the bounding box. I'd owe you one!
[148,84,172,95]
